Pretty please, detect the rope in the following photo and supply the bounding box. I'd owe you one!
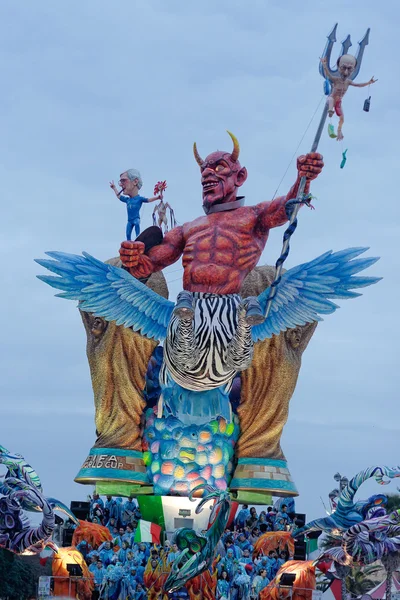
[164,267,183,275]
[265,195,315,298]
[264,101,329,319]
[271,95,325,200]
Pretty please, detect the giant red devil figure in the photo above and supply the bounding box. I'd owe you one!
[119,132,323,302]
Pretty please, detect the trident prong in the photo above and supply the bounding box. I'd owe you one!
[319,23,337,79]
[351,28,370,80]
[341,34,352,57]
[319,24,370,82]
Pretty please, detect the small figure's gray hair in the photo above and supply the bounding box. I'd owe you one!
[124,168,143,189]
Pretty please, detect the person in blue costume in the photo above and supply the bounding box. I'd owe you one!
[232,564,251,600]
[274,518,287,531]
[240,548,253,565]
[255,555,269,574]
[125,549,134,567]
[225,537,242,560]
[106,516,117,535]
[276,551,287,570]
[219,547,237,579]
[113,497,125,527]
[105,495,119,523]
[123,523,134,546]
[89,492,104,520]
[120,571,133,600]
[134,582,147,600]
[123,494,139,525]
[235,504,250,530]
[118,540,130,564]
[87,549,99,561]
[275,504,292,529]
[246,507,259,529]
[266,551,277,580]
[76,539,92,560]
[132,557,145,583]
[88,554,99,574]
[99,540,114,567]
[236,532,252,553]
[113,526,126,549]
[110,169,161,240]
[93,560,107,593]
[217,570,231,599]
[252,568,270,597]
[265,507,276,528]
[167,542,180,564]
[257,511,269,530]
[104,563,124,600]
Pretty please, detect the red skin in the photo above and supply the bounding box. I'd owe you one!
[119,152,323,295]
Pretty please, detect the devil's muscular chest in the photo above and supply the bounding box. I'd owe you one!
[181,211,266,291]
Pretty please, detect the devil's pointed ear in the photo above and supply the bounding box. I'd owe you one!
[236,166,248,187]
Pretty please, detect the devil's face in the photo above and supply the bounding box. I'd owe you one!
[200,151,246,209]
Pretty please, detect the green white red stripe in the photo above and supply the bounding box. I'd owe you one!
[137,495,211,533]
[134,519,162,544]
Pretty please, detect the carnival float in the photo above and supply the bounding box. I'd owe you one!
[1,22,394,600]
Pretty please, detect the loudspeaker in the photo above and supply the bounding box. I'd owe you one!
[293,538,306,561]
[62,529,74,547]
[293,513,306,528]
[67,564,83,577]
[293,514,307,560]
[70,500,90,521]
[280,573,296,586]
[307,530,322,540]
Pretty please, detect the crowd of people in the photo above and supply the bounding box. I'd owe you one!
[70,495,295,599]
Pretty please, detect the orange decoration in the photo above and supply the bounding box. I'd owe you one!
[52,546,93,599]
[72,519,112,549]
[253,531,295,559]
[260,560,316,600]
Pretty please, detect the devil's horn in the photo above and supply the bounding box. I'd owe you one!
[227,130,240,162]
[193,142,203,166]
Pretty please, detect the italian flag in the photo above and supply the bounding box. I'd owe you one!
[136,495,238,536]
[134,519,162,544]
[306,537,319,560]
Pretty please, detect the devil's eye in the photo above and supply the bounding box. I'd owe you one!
[215,164,225,172]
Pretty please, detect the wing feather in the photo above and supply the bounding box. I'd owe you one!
[36,252,174,341]
[253,248,380,342]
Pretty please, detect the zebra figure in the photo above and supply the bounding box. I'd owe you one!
[161,291,260,393]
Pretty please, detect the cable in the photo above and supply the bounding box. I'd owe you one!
[271,95,326,200]
[163,267,183,275]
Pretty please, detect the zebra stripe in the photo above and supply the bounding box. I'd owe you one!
[163,293,254,392]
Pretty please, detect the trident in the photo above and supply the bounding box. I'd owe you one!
[264,24,371,320]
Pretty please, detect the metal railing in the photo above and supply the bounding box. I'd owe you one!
[38,575,93,599]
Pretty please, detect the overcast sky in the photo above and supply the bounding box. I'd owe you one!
[1,0,399,521]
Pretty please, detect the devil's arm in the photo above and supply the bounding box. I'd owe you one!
[148,226,185,267]
[126,226,185,279]
[256,152,323,230]
[256,176,305,231]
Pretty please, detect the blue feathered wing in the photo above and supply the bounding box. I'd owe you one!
[252,247,381,343]
[36,247,380,344]
[35,251,174,341]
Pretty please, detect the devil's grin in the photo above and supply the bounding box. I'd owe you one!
[202,180,219,191]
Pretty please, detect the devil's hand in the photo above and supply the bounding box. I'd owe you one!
[119,241,145,268]
[119,241,153,278]
[297,152,324,181]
